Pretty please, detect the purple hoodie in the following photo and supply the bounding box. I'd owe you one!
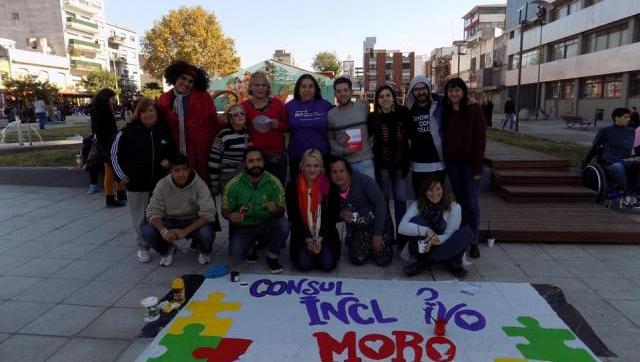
[285,98,334,158]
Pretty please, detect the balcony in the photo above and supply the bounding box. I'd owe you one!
[66,16,99,34]
[108,35,125,46]
[68,38,100,53]
[70,58,103,73]
[63,0,96,15]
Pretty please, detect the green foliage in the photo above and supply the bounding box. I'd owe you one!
[487,129,588,166]
[79,70,119,95]
[3,75,59,105]
[0,145,80,167]
[141,82,163,100]
[311,51,341,78]
[141,6,240,79]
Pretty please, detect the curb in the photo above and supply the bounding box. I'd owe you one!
[0,167,98,188]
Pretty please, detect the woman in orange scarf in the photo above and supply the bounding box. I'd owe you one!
[286,149,340,271]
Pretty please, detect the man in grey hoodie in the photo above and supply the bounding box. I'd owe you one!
[404,76,446,197]
[142,154,218,266]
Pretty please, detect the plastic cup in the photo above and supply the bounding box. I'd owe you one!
[487,236,496,248]
[141,296,160,322]
[418,239,427,254]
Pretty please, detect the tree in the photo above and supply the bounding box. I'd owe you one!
[79,70,119,95]
[3,75,59,106]
[311,51,342,78]
[142,6,240,79]
[141,82,163,100]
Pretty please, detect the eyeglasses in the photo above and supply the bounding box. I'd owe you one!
[413,87,428,93]
[230,112,245,117]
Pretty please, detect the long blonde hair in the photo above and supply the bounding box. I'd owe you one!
[299,149,324,172]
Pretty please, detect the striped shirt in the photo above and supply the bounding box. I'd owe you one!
[207,125,249,193]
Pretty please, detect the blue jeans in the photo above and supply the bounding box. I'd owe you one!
[141,218,216,256]
[36,112,47,129]
[408,227,472,263]
[351,159,376,180]
[228,217,289,261]
[607,161,640,194]
[502,113,516,130]
[377,168,407,230]
[445,161,480,243]
[297,243,336,272]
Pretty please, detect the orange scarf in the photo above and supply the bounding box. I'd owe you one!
[296,173,330,231]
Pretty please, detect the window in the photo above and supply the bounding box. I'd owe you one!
[568,0,580,15]
[510,49,541,69]
[550,38,578,61]
[551,4,567,21]
[630,71,640,97]
[470,57,477,71]
[11,12,19,21]
[480,54,486,69]
[584,0,602,7]
[603,75,623,98]
[546,82,559,99]
[562,81,575,99]
[130,36,135,42]
[402,62,410,70]
[582,78,602,98]
[583,24,629,53]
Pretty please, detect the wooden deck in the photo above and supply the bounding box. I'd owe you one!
[479,140,640,243]
[479,192,640,243]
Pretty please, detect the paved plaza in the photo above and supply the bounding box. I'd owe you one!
[0,184,639,361]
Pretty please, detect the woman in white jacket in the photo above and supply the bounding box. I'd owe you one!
[398,175,472,277]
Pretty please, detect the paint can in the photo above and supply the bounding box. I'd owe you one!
[141,296,160,322]
[230,271,240,282]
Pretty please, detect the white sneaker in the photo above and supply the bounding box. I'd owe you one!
[159,245,176,267]
[137,249,151,263]
[198,253,211,265]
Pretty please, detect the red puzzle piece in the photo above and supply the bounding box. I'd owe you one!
[193,337,253,362]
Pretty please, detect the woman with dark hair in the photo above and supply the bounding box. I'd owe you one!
[286,150,340,272]
[241,71,289,185]
[285,74,334,178]
[157,60,221,183]
[398,175,472,277]
[90,88,125,207]
[441,77,486,259]
[368,84,412,242]
[111,98,177,262]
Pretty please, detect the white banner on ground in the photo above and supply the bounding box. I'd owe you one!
[137,275,600,362]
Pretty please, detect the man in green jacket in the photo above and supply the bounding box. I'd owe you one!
[222,147,289,273]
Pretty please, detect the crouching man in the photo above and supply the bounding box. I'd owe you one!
[142,154,218,266]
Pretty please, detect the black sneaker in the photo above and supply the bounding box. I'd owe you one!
[266,257,283,274]
[117,190,127,202]
[403,260,429,277]
[448,262,469,278]
[246,248,258,263]
[469,244,480,259]
[106,195,125,208]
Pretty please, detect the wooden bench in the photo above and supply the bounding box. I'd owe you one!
[562,115,593,128]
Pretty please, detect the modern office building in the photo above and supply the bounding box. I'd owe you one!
[505,0,640,120]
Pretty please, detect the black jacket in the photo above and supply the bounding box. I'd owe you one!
[368,105,412,176]
[111,120,177,192]
[286,182,341,266]
[90,104,118,153]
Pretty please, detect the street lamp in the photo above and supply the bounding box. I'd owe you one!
[514,0,549,132]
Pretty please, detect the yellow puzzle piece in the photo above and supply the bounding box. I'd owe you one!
[168,292,241,337]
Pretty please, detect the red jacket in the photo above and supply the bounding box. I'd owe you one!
[241,98,288,155]
[157,89,220,181]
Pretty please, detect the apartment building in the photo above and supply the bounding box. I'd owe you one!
[106,22,141,93]
[362,37,415,101]
[505,0,640,120]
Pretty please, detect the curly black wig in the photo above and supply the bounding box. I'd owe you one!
[164,60,210,91]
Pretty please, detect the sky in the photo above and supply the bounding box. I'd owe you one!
[106,0,506,70]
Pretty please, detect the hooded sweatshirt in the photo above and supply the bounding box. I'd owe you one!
[146,172,217,222]
[404,76,445,173]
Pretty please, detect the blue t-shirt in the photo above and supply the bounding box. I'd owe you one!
[285,98,334,159]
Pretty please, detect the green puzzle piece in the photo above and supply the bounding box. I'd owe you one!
[149,323,221,362]
[502,316,597,362]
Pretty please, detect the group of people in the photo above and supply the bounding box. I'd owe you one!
[89,60,486,278]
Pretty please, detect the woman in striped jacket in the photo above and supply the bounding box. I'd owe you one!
[208,104,250,195]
